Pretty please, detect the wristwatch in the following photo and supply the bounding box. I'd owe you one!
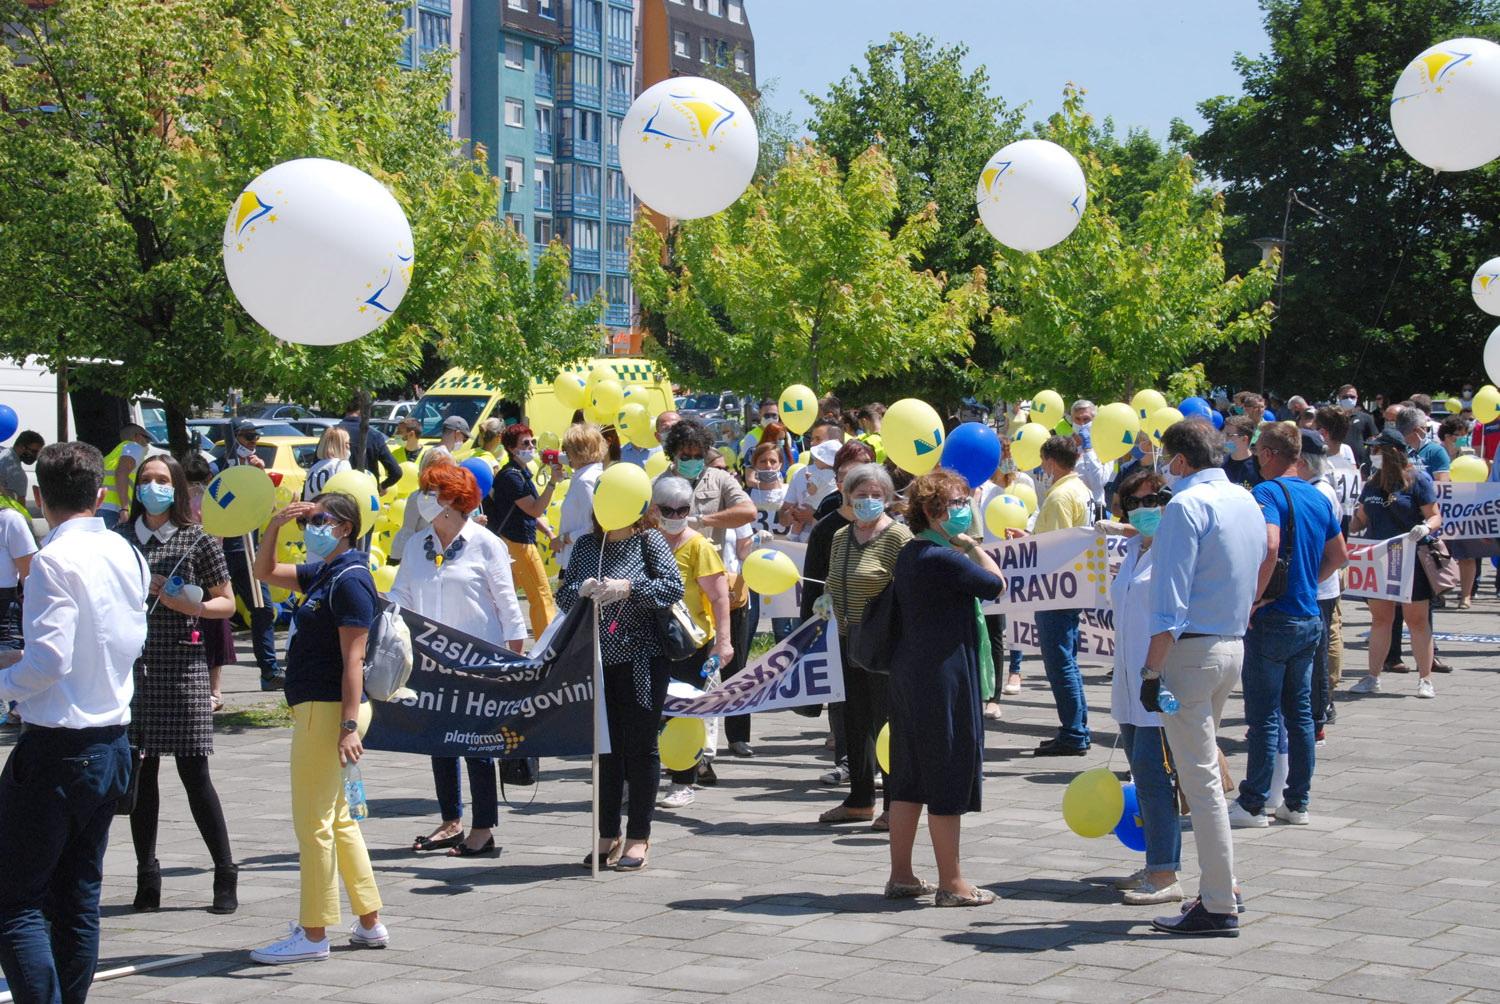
[1140,667,1161,681]
[340,719,359,732]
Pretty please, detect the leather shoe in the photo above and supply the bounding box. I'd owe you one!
[1034,741,1088,757]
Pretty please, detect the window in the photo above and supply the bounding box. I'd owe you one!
[556,51,572,87]
[537,0,554,16]
[577,0,601,32]
[503,157,524,191]
[535,105,553,135]
[534,217,553,244]
[558,107,574,141]
[574,54,600,88]
[573,273,599,301]
[505,213,524,235]
[535,164,553,195]
[505,98,525,128]
[537,50,554,86]
[716,40,729,67]
[607,115,623,147]
[418,11,449,53]
[609,61,630,95]
[607,223,629,252]
[607,168,627,200]
[609,7,633,43]
[734,46,747,74]
[692,0,706,9]
[505,38,524,69]
[727,0,743,23]
[575,164,600,196]
[672,30,689,58]
[707,0,722,15]
[576,109,600,141]
[508,0,526,9]
[607,275,631,304]
[700,37,711,62]
[573,219,600,250]
[556,165,573,196]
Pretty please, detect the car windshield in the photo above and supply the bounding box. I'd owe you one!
[140,406,168,443]
[412,394,487,437]
[684,393,722,411]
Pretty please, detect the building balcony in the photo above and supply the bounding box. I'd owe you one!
[536,190,553,212]
[607,143,619,167]
[567,83,601,108]
[558,137,601,161]
[534,75,554,100]
[606,250,629,273]
[606,89,630,115]
[606,198,632,222]
[534,131,554,156]
[572,248,601,272]
[565,26,602,54]
[608,37,633,63]
[607,0,633,9]
[605,303,630,327]
[572,193,601,215]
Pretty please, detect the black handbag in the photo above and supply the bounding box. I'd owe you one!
[638,535,705,661]
[1259,479,1297,604]
[500,756,538,787]
[115,746,145,816]
[849,580,900,675]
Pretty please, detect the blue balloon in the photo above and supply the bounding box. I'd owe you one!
[1263,409,1277,422]
[1114,781,1147,852]
[1179,397,1212,420]
[1210,410,1224,430]
[939,422,1001,488]
[460,457,494,498]
[0,405,17,443]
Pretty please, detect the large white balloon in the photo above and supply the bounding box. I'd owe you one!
[618,76,758,220]
[975,139,1087,252]
[1390,38,1500,171]
[1473,257,1500,316]
[222,158,414,346]
[1487,324,1500,385]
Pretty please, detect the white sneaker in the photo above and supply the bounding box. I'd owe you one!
[1123,879,1184,906]
[1416,678,1436,699]
[1274,805,1310,825]
[350,918,389,949]
[1227,801,1269,828]
[657,784,695,809]
[1349,675,1381,694]
[1113,866,1148,891]
[250,923,330,965]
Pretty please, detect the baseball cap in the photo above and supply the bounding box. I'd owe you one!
[1298,428,1326,456]
[441,415,471,434]
[1365,427,1406,451]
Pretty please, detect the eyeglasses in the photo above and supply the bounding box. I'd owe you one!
[296,513,337,528]
[1121,490,1173,513]
[658,505,691,518]
[517,439,536,449]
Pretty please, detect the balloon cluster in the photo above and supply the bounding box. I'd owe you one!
[1062,768,1141,850]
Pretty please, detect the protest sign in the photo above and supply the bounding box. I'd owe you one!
[1434,481,1500,540]
[761,540,808,621]
[981,527,1109,615]
[1006,607,1116,666]
[663,615,844,718]
[364,599,600,759]
[1343,535,1415,604]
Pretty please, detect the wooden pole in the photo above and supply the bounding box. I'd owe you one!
[243,532,264,608]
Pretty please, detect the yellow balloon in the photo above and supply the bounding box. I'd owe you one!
[1451,454,1490,483]
[1062,767,1125,839]
[590,379,624,420]
[1009,482,1038,515]
[276,520,306,565]
[381,496,407,530]
[876,722,891,774]
[586,362,617,387]
[367,546,387,570]
[539,430,562,451]
[644,451,670,478]
[372,563,398,594]
[202,465,276,538]
[1032,389,1066,422]
[553,371,587,410]
[1131,389,1167,421]
[396,461,420,497]
[984,494,1030,536]
[1445,397,1463,416]
[883,398,946,475]
[1092,402,1140,463]
[1474,384,1500,423]
[618,402,653,447]
[742,548,800,595]
[1011,422,1051,471]
[322,468,382,536]
[593,462,651,530]
[659,717,707,772]
[778,383,818,435]
[1145,407,1184,445]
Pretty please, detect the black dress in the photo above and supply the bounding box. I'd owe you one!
[120,521,231,756]
[887,538,1005,815]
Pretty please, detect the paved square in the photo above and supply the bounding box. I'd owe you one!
[16,596,1500,1002]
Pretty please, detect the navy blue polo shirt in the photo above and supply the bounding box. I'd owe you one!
[285,549,377,706]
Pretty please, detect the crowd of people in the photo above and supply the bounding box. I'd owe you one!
[0,376,1492,995]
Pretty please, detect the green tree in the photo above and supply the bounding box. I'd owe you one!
[986,89,1276,402]
[1191,0,1500,397]
[632,142,988,396]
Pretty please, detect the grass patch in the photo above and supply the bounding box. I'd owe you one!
[217,701,294,730]
[749,632,776,659]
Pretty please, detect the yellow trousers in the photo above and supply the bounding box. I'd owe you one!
[506,538,557,639]
[290,701,382,928]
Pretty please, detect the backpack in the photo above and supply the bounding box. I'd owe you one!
[363,601,416,702]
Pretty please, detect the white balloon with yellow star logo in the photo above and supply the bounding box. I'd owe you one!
[1473,256,1500,316]
[1391,38,1500,172]
[976,139,1087,253]
[222,158,414,346]
[619,76,758,220]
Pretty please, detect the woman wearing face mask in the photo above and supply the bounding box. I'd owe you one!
[979,442,1035,705]
[118,454,239,915]
[818,462,911,829]
[251,492,386,964]
[393,465,527,857]
[1105,470,1184,907]
[746,441,788,536]
[391,447,454,558]
[884,470,1004,906]
[652,477,734,809]
[487,423,564,639]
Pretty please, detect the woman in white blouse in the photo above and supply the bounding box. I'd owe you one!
[555,424,608,572]
[392,464,527,857]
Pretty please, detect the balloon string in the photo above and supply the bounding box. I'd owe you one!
[1105,725,1123,773]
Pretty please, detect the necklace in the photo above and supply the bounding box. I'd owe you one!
[424,531,465,567]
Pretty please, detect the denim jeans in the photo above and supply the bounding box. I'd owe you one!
[1119,723,1182,873]
[1313,597,1337,725]
[431,756,498,830]
[1034,608,1089,748]
[226,546,282,682]
[0,724,132,1004]
[1238,609,1322,814]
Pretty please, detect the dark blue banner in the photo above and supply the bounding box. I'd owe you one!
[364,599,597,759]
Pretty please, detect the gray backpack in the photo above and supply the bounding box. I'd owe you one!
[363,602,416,702]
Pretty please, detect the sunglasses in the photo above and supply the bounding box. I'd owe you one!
[658,505,691,518]
[296,513,338,528]
[1121,490,1173,513]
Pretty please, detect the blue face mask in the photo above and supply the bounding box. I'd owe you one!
[305,524,341,560]
[1128,506,1163,537]
[676,457,705,480]
[940,504,973,537]
[136,482,174,515]
[852,497,885,523]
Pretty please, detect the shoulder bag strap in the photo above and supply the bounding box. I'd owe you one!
[1275,478,1296,559]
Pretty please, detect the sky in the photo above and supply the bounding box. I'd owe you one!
[748,0,1271,140]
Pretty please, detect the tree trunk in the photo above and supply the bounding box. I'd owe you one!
[165,402,190,459]
[352,389,371,474]
[809,329,820,394]
[55,354,69,442]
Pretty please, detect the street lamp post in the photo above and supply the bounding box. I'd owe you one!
[1252,233,1287,396]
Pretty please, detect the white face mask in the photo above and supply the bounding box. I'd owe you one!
[1370,453,1383,470]
[416,491,445,522]
[1337,397,1357,410]
[236,444,255,459]
[660,517,688,534]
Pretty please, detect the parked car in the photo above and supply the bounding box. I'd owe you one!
[251,435,320,501]
[189,418,302,445]
[678,391,741,422]
[289,416,341,439]
[240,402,324,422]
[371,400,416,423]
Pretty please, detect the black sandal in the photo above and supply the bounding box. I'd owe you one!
[448,836,498,858]
[580,839,621,868]
[412,832,463,852]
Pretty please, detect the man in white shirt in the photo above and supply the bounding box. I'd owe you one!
[0,442,149,1002]
[1069,399,1112,514]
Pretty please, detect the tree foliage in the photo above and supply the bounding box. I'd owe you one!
[1191,0,1500,398]
[632,142,988,397]
[986,89,1276,402]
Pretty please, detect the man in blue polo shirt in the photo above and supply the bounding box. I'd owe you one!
[1229,424,1346,830]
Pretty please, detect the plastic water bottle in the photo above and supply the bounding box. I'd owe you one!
[1157,686,1180,715]
[163,576,204,605]
[342,762,368,821]
[700,654,722,680]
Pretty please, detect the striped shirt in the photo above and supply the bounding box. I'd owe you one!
[828,521,912,634]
